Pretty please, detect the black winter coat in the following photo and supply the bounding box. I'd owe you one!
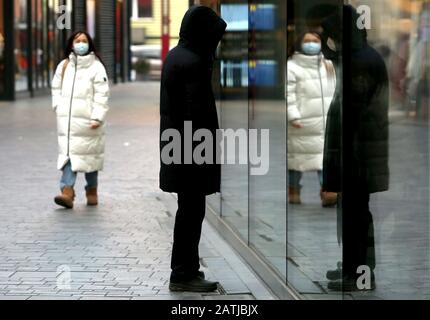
[321,5,389,194]
[159,6,227,195]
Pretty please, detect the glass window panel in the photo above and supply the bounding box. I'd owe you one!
[286,0,343,299]
[248,0,287,281]
[343,0,430,300]
[219,0,249,241]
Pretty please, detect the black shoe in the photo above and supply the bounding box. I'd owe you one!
[326,268,342,281]
[327,276,376,292]
[197,271,205,279]
[326,261,343,280]
[169,277,218,292]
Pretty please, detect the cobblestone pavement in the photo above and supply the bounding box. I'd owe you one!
[0,82,275,300]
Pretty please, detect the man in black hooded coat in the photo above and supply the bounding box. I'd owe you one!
[159,6,227,292]
[320,5,389,291]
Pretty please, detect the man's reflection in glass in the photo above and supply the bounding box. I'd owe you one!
[320,5,389,292]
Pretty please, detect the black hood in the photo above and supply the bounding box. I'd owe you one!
[321,5,368,60]
[178,5,227,61]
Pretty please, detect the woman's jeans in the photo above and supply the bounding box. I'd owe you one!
[289,170,322,189]
[60,161,98,191]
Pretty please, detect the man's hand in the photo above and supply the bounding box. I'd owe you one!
[291,120,304,129]
[90,120,101,129]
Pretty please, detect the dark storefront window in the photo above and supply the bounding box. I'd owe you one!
[116,0,124,82]
[1,0,130,99]
[33,0,46,89]
[137,0,153,18]
[12,0,72,95]
[48,0,70,86]
[47,0,57,85]
[14,0,28,92]
[0,0,5,97]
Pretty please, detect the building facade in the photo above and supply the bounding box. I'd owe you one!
[0,0,131,101]
[200,0,430,300]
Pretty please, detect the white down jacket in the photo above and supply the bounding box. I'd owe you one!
[287,53,336,172]
[52,52,110,173]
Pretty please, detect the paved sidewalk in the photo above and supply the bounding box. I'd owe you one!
[0,82,275,300]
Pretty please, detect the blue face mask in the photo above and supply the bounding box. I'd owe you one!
[302,42,321,56]
[73,42,89,56]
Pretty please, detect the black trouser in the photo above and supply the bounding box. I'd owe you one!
[170,192,206,282]
[341,187,376,278]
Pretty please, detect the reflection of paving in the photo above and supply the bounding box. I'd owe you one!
[287,173,340,295]
[202,97,430,299]
[288,119,430,300]
[216,100,287,279]
[0,82,274,300]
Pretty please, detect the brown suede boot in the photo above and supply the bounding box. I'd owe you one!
[54,186,75,209]
[86,187,98,206]
[289,187,301,204]
[320,190,338,207]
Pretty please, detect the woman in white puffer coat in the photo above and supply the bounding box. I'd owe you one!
[52,31,110,209]
[287,30,336,206]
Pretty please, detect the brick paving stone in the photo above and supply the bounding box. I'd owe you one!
[0,82,271,300]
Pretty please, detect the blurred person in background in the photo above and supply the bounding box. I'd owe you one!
[287,30,337,207]
[389,19,410,111]
[0,32,4,58]
[0,32,4,93]
[407,2,430,120]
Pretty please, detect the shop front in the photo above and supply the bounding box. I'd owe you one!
[200,0,289,299]
[0,0,131,101]
[200,0,430,300]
